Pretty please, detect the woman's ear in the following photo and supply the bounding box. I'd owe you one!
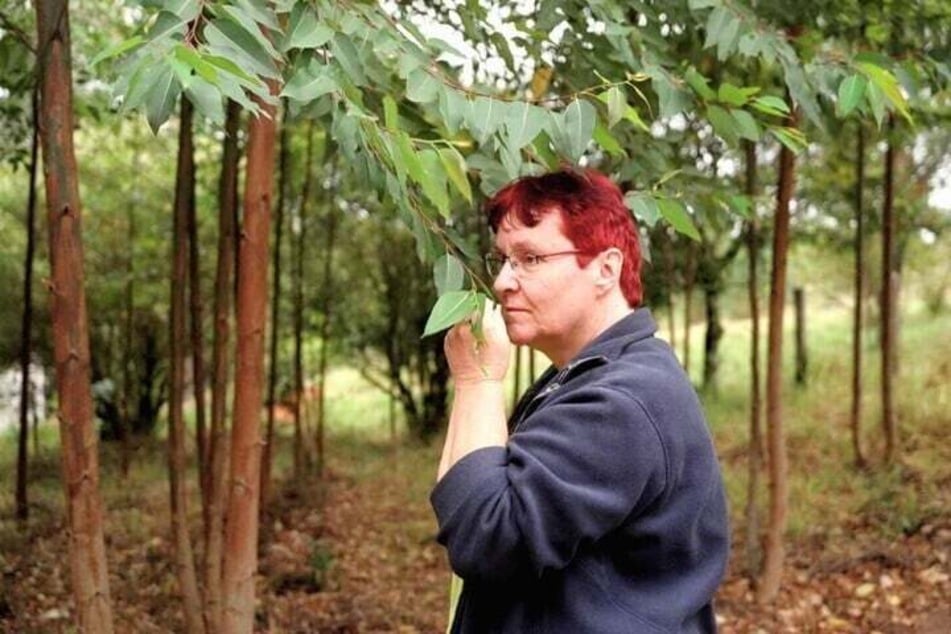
[596,248,624,289]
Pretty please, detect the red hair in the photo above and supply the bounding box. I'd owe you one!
[485,168,643,307]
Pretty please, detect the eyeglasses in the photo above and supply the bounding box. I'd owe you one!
[483,250,584,277]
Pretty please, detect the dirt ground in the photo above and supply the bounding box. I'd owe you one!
[2,438,949,633]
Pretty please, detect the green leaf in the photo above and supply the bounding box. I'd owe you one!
[467,97,501,144]
[624,192,660,228]
[406,68,440,104]
[718,82,754,107]
[282,5,333,51]
[383,95,399,130]
[165,0,200,21]
[689,0,721,8]
[173,44,218,84]
[218,4,280,59]
[90,35,144,68]
[731,108,761,141]
[597,86,628,128]
[438,87,468,135]
[771,126,807,154]
[395,131,425,188]
[144,65,181,134]
[593,121,624,157]
[202,53,259,86]
[282,59,338,102]
[865,80,886,127]
[836,74,867,118]
[422,291,479,337]
[419,149,450,217]
[728,194,752,218]
[657,198,699,241]
[148,11,186,44]
[706,105,738,145]
[185,77,225,124]
[703,7,731,50]
[716,14,740,60]
[503,101,548,149]
[439,147,472,203]
[685,67,716,101]
[234,0,279,31]
[856,62,911,122]
[204,19,280,79]
[433,254,465,296]
[562,99,597,161]
[750,95,790,117]
[330,33,367,87]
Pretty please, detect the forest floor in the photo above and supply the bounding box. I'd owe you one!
[4,427,949,633]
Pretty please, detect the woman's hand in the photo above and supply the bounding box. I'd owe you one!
[444,302,511,386]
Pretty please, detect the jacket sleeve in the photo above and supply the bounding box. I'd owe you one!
[430,384,668,583]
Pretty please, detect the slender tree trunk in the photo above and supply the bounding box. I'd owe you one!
[794,287,807,385]
[743,140,764,580]
[168,97,206,634]
[316,173,338,474]
[880,115,898,465]
[188,169,209,511]
[757,104,798,604]
[292,124,316,476]
[119,184,136,478]
[661,230,677,353]
[850,122,867,468]
[16,87,39,523]
[682,244,696,379]
[204,99,241,633]
[702,284,723,392]
[528,346,536,381]
[35,1,115,629]
[261,121,289,505]
[221,88,279,634]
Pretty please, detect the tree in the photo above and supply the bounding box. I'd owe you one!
[221,84,279,634]
[34,0,114,629]
[167,96,206,634]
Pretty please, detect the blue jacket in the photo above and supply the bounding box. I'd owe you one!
[431,309,729,633]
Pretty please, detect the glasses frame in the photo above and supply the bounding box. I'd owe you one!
[484,250,585,277]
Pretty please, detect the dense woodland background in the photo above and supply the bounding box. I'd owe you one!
[0,0,949,632]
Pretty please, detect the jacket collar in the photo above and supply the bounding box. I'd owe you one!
[568,308,658,365]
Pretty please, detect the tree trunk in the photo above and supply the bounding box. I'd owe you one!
[850,121,867,468]
[188,162,209,511]
[34,1,115,630]
[204,99,241,633]
[757,104,798,604]
[794,287,807,386]
[880,115,898,465]
[682,243,697,379]
[261,120,289,505]
[221,87,279,634]
[702,284,723,392]
[292,123,316,476]
[316,172,339,474]
[119,179,136,478]
[168,97,206,634]
[743,140,764,581]
[16,87,39,523]
[512,346,523,410]
[661,229,677,353]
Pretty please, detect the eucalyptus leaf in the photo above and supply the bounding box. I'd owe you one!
[406,68,440,104]
[282,5,333,51]
[731,108,761,141]
[330,33,367,87]
[144,65,181,134]
[836,74,866,118]
[503,101,548,149]
[625,192,660,228]
[419,149,450,217]
[706,105,738,145]
[657,198,699,241]
[593,121,624,157]
[422,291,479,337]
[433,254,465,296]
[439,147,472,203]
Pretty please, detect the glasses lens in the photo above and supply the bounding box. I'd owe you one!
[484,254,503,276]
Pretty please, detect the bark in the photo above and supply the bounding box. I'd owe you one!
[880,115,898,465]
[34,0,115,629]
[850,121,867,468]
[119,186,135,477]
[512,346,523,410]
[204,99,241,633]
[682,243,697,379]
[221,87,279,634]
[261,120,289,505]
[757,104,798,604]
[743,140,764,580]
[794,287,807,385]
[292,123,316,476]
[168,97,206,634]
[188,165,209,509]
[16,87,39,523]
[702,285,723,391]
[315,167,339,473]
[661,229,677,352]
